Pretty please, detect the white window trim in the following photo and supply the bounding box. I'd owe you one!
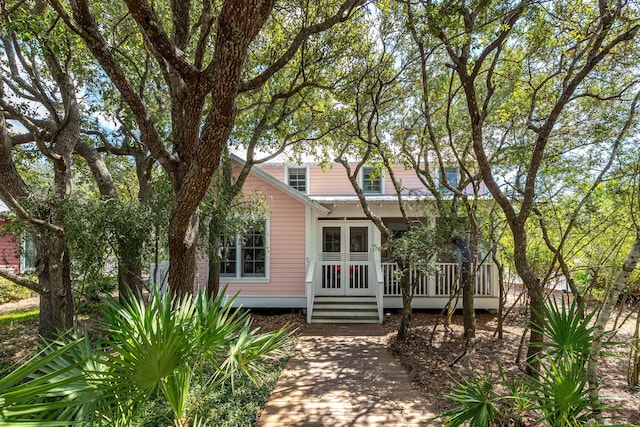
[361,166,384,194]
[285,165,309,194]
[219,218,270,282]
[439,166,460,191]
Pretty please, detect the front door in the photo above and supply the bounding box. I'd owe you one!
[317,223,374,296]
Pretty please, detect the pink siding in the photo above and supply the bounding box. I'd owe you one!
[258,162,487,197]
[265,163,432,196]
[383,167,430,196]
[195,168,307,297]
[0,219,20,273]
[308,165,355,195]
[256,164,285,182]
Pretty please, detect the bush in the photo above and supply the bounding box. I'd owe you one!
[0,277,33,303]
[74,274,116,314]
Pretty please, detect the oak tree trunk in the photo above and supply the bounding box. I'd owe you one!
[460,236,476,338]
[167,209,199,296]
[397,263,413,340]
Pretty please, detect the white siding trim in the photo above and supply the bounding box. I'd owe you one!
[361,166,385,195]
[223,296,306,308]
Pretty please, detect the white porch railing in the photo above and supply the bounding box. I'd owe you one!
[381,262,494,297]
[375,261,384,323]
[305,258,316,323]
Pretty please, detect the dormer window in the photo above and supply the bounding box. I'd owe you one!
[362,166,382,194]
[441,166,459,193]
[287,166,307,193]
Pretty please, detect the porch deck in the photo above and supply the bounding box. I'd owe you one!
[257,324,436,426]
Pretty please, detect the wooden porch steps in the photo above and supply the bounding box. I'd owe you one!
[311,296,379,324]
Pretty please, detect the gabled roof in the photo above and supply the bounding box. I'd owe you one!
[229,154,331,216]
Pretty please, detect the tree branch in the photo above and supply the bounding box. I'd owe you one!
[238,0,365,93]
[122,0,199,79]
[49,0,177,178]
[0,267,43,293]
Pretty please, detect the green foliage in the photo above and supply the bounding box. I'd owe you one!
[0,288,293,426]
[527,354,593,426]
[74,275,116,311]
[63,196,155,286]
[137,359,287,427]
[439,372,501,427]
[63,194,157,311]
[0,279,33,303]
[530,297,596,361]
[383,220,444,276]
[0,308,39,328]
[0,337,95,426]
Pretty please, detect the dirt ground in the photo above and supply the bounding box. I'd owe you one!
[2,296,638,425]
[382,306,640,426]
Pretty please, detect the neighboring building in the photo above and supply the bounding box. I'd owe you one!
[0,200,21,274]
[180,156,498,323]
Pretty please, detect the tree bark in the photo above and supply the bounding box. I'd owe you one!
[1,108,75,339]
[167,210,199,295]
[512,226,545,374]
[491,237,505,340]
[588,227,640,422]
[397,263,413,340]
[460,234,476,339]
[206,220,222,298]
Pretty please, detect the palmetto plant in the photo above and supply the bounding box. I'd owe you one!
[438,371,502,427]
[529,297,596,362]
[0,288,292,426]
[437,297,614,426]
[0,337,95,426]
[526,353,593,427]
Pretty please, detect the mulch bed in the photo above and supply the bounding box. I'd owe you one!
[382,308,640,425]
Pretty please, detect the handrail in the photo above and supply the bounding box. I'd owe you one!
[375,261,384,323]
[305,258,316,323]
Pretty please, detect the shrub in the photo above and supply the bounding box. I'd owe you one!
[0,278,33,303]
[0,287,293,426]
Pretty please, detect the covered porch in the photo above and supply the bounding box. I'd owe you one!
[304,201,499,323]
[305,255,499,323]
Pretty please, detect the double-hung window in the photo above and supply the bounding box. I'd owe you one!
[287,166,307,193]
[362,166,382,194]
[219,222,268,279]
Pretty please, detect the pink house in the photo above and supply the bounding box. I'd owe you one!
[187,156,499,324]
[0,200,21,274]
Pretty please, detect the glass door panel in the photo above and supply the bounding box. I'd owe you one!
[349,227,368,252]
[348,226,370,292]
[321,227,342,291]
[323,227,341,252]
[317,223,374,296]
